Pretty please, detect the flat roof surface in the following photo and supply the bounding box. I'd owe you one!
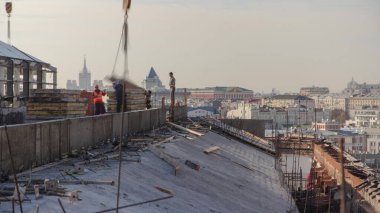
[0,130,293,213]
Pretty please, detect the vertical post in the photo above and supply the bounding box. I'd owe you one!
[22,62,30,98]
[5,1,12,43]
[36,64,42,89]
[286,109,289,138]
[53,68,57,89]
[7,15,11,44]
[339,138,346,213]
[184,88,187,106]
[6,59,13,99]
[314,108,317,133]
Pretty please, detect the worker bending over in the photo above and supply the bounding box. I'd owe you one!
[93,85,106,115]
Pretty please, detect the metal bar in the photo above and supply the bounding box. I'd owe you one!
[5,125,23,213]
[94,195,173,213]
[339,138,346,213]
[57,198,67,213]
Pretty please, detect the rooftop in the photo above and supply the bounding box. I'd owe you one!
[0,40,46,64]
[0,128,292,212]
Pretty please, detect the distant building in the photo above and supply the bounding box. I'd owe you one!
[187,107,216,118]
[67,57,103,91]
[365,128,380,154]
[312,121,343,131]
[328,130,367,154]
[352,109,380,127]
[66,80,79,90]
[262,95,315,109]
[300,86,329,96]
[250,107,329,128]
[189,87,254,100]
[343,77,380,96]
[0,40,57,107]
[311,95,346,111]
[141,67,166,92]
[79,57,91,91]
[346,97,380,120]
[226,103,330,128]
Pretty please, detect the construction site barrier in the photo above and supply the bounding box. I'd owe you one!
[207,118,276,155]
[0,108,166,174]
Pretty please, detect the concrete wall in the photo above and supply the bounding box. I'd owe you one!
[0,107,25,125]
[313,144,364,187]
[0,108,166,174]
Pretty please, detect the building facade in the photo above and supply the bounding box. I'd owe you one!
[365,128,380,154]
[346,97,380,120]
[300,86,329,96]
[78,58,91,91]
[312,121,343,131]
[141,67,166,92]
[262,95,315,109]
[311,95,346,111]
[188,107,216,118]
[352,109,380,127]
[343,78,380,96]
[190,87,254,100]
[0,41,57,107]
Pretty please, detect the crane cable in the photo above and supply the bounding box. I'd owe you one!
[111,24,125,76]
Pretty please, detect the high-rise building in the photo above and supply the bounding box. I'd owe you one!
[141,67,166,92]
[79,57,91,91]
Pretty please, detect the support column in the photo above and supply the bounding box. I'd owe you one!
[53,68,57,89]
[6,59,13,98]
[22,62,30,98]
[36,64,42,89]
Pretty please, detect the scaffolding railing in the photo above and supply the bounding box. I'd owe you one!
[206,118,276,155]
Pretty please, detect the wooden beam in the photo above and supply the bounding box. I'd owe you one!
[167,122,204,137]
[149,146,180,176]
[204,146,220,154]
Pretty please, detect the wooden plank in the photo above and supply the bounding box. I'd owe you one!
[167,122,204,137]
[204,146,220,154]
[149,146,180,176]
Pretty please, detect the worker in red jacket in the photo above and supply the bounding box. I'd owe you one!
[93,85,106,115]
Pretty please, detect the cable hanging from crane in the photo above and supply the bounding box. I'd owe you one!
[115,1,132,213]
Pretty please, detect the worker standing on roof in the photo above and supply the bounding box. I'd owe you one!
[113,80,124,112]
[169,72,175,121]
[93,85,106,115]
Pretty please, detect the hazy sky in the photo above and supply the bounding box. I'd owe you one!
[4,0,380,93]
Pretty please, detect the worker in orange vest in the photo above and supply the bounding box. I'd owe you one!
[93,85,106,115]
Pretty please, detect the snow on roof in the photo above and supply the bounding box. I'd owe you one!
[0,131,292,212]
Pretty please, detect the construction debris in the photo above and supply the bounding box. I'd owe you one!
[204,146,220,154]
[27,89,88,119]
[185,160,200,171]
[167,122,204,137]
[149,146,180,176]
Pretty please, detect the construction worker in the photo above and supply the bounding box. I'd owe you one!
[113,80,123,112]
[169,72,175,120]
[145,90,152,109]
[93,85,106,115]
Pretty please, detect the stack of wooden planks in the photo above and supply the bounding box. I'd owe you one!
[27,89,88,119]
[107,88,147,112]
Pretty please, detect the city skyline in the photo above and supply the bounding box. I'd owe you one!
[6,0,380,93]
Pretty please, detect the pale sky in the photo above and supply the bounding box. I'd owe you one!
[4,0,380,93]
